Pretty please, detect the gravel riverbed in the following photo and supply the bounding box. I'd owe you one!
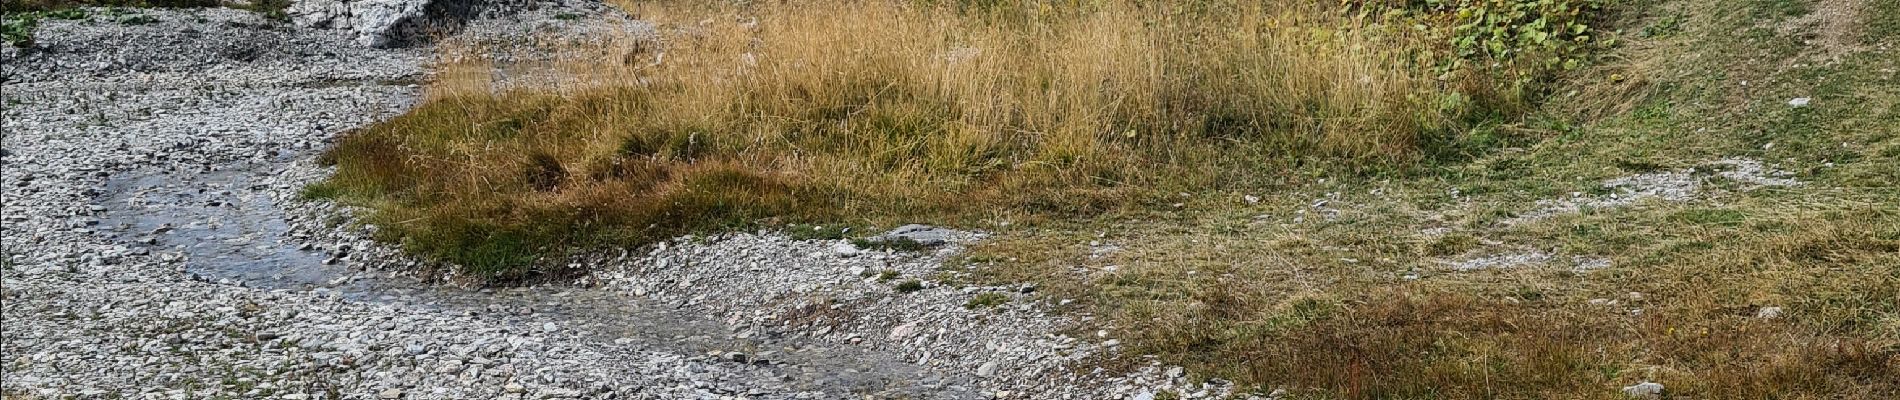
[1,5,1240,400]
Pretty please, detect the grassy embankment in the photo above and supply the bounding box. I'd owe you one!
[959,0,1899,397]
[312,0,1576,276]
[316,0,1898,397]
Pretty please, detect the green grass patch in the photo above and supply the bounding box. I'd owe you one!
[1872,0,1900,41]
[2,8,84,47]
[2,0,292,47]
[237,0,291,21]
[964,292,1009,309]
[297,183,343,200]
[1669,208,1748,226]
[1425,233,1481,256]
[1747,0,1812,19]
[1,0,219,13]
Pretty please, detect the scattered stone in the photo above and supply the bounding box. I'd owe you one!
[889,322,917,340]
[1449,251,1551,271]
[1572,257,1613,272]
[289,0,428,47]
[976,361,998,377]
[831,242,862,257]
[865,224,959,247]
[1509,158,1799,225]
[1621,381,1664,398]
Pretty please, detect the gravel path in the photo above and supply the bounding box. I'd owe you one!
[1,6,1229,400]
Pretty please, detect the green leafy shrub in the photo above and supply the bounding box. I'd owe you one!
[2,8,84,47]
[1,16,39,47]
[1451,0,1602,69]
[1356,0,1609,110]
[965,292,1010,309]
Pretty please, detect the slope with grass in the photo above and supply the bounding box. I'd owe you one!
[313,0,1896,397]
[313,0,1600,277]
[957,0,1900,397]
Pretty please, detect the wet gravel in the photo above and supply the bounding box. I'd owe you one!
[1,5,1238,400]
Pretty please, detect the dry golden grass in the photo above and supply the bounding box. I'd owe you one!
[316,0,1485,276]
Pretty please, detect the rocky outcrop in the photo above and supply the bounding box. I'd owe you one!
[290,0,451,47]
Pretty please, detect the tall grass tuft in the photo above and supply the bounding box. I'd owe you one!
[320,0,1508,277]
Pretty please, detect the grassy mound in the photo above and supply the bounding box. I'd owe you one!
[316,0,1596,278]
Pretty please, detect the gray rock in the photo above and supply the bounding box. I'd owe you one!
[867,224,958,246]
[1621,381,1664,398]
[290,0,430,47]
[832,242,862,257]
